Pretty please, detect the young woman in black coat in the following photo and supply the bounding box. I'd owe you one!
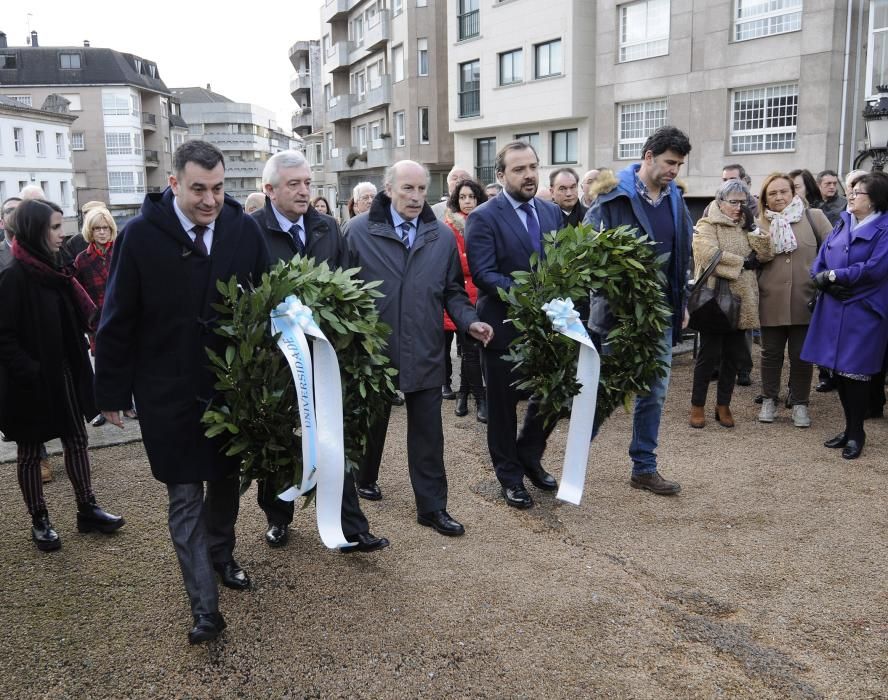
[0,199,124,551]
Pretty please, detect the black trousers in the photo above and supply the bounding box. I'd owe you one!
[481,348,555,488]
[256,470,369,538]
[835,375,870,443]
[358,387,448,514]
[691,329,750,406]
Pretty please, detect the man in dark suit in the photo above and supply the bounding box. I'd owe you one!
[465,141,562,510]
[550,167,587,227]
[251,149,388,554]
[95,141,269,645]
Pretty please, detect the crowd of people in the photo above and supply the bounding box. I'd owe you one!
[0,128,885,646]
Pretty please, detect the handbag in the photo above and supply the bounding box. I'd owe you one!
[687,250,741,333]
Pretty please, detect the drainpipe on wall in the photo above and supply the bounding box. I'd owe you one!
[838,0,855,175]
[849,0,866,173]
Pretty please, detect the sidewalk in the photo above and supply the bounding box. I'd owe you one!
[0,414,143,463]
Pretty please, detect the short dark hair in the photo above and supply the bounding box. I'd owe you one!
[447,178,488,213]
[858,171,888,213]
[722,163,747,180]
[640,126,692,159]
[8,199,64,261]
[494,140,538,174]
[817,169,838,183]
[549,167,579,188]
[174,140,225,176]
[2,196,22,220]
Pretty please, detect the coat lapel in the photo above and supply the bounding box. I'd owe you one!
[498,195,536,258]
[202,214,240,317]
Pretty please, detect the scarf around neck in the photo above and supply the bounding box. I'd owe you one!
[764,195,804,254]
[11,239,98,330]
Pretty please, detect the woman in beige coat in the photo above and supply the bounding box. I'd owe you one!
[754,173,833,427]
[690,179,768,428]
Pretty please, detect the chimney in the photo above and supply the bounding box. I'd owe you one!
[30,30,38,47]
[0,32,7,49]
[83,40,90,47]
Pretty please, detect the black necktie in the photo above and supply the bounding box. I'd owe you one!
[192,225,208,256]
[289,223,305,255]
[518,202,541,254]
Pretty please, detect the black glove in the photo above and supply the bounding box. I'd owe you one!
[813,271,832,290]
[742,252,759,270]
[825,284,853,301]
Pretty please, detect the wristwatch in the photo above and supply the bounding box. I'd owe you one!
[828,270,837,283]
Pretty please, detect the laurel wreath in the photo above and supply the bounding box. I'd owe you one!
[501,223,673,427]
[201,257,397,495]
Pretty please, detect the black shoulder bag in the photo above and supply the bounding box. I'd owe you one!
[687,250,741,333]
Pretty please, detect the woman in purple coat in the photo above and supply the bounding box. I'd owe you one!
[802,171,888,459]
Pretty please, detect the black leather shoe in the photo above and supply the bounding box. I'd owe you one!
[356,482,382,501]
[476,398,488,424]
[90,414,107,427]
[214,560,251,590]
[736,371,752,387]
[815,379,836,393]
[454,393,469,417]
[31,511,61,552]
[442,383,456,400]
[630,471,681,495]
[417,510,465,536]
[502,485,533,509]
[342,531,390,552]
[188,612,226,644]
[842,439,864,460]
[391,392,405,406]
[76,498,125,534]
[824,432,848,448]
[265,523,288,547]
[523,462,557,491]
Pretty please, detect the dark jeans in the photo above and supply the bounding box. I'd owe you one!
[760,325,813,404]
[836,375,870,443]
[692,329,750,406]
[457,337,484,399]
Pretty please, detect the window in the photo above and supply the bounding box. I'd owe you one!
[59,93,82,111]
[352,70,367,99]
[60,181,70,205]
[134,133,143,155]
[476,137,496,183]
[14,128,24,154]
[322,34,331,56]
[417,0,428,5]
[534,39,562,79]
[8,95,32,107]
[618,98,667,158]
[59,52,81,69]
[394,111,406,146]
[867,0,888,97]
[131,93,141,117]
[734,0,802,42]
[108,171,145,193]
[35,130,45,156]
[105,132,133,155]
[56,133,65,157]
[458,60,481,117]
[71,132,85,150]
[393,0,403,15]
[352,16,364,46]
[458,0,480,41]
[418,38,429,76]
[619,0,670,62]
[173,132,185,149]
[103,94,130,116]
[0,53,17,69]
[418,107,430,143]
[40,181,50,197]
[515,132,540,151]
[18,180,28,193]
[731,83,799,153]
[499,49,523,86]
[161,99,168,118]
[551,129,578,164]
[393,45,405,82]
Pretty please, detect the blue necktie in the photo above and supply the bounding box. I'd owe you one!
[289,223,305,254]
[518,202,541,254]
[399,221,412,249]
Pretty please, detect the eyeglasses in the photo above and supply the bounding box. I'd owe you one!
[722,199,746,207]
[848,189,869,198]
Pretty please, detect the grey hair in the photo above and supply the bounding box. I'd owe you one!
[262,149,308,188]
[384,160,430,187]
[716,178,751,201]
[352,181,377,199]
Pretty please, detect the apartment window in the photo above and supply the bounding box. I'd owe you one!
[458,60,481,117]
[394,111,406,146]
[393,44,405,82]
[322,34,331,56]
[14,128,24,154]
[0,53,17,69]
[60,181,70,205]
[534,39,562,79]
[418,107,430,143]
[103,94,130,116]
[418,38,429,76]
[867,0,888,97]
[734,0,802,42]
[161,99,168,118]
[417,0,428,5]
[393,0,403,15]
[56,133,65,157]
[9,95,32,107]
[131,93,141,117]
[352,16,364,46]
[71,132,85,150]
[134,133,143,155]
[313,142,323,165]
[499,49,523,85]
[731,83,799,153]
[618,98,667,158]
[108,171,145,193]
[551,129,578,164]
[458,0,480,41]
[59,93,82,111]
[619,0,670,62]
[0,183,5,202]
[18,181,29,193]
[36,130,45,156]
[40,181,50,197]
[105,132,133,155]
[173,132,185,149]
[59,52,81,69]
[476,137,496,183]
[515,132,540,151]
[352,70,367,99]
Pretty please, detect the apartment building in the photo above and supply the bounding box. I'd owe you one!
[172,86,300,203]
[448,0,881,204]
[0,94,77,229]
[318,0,454,206]
[0,31,182,220]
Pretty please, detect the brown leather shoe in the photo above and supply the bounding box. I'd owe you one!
[40,459,53,484]
[689,405,705,428]
[630,471,681,495]
[715,404,735,428]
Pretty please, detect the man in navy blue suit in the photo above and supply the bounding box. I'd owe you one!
[465,141,562,509]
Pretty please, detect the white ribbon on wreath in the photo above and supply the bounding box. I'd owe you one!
[541,297,601,505]
[270,295,348,549]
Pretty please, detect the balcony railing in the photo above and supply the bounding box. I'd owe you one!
[292,111,314,132]
[475,166,495,183]
[458,90,480,118]
[144,149,159,165]
[290,72,312,97]
[365,11,391,51]
[142,112,157,129]
[365,75,392,112]
[324,41,352,73]
[327,94,356,123]
[458,10,480,40]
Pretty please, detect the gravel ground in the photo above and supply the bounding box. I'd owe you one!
[1,351,886,699]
